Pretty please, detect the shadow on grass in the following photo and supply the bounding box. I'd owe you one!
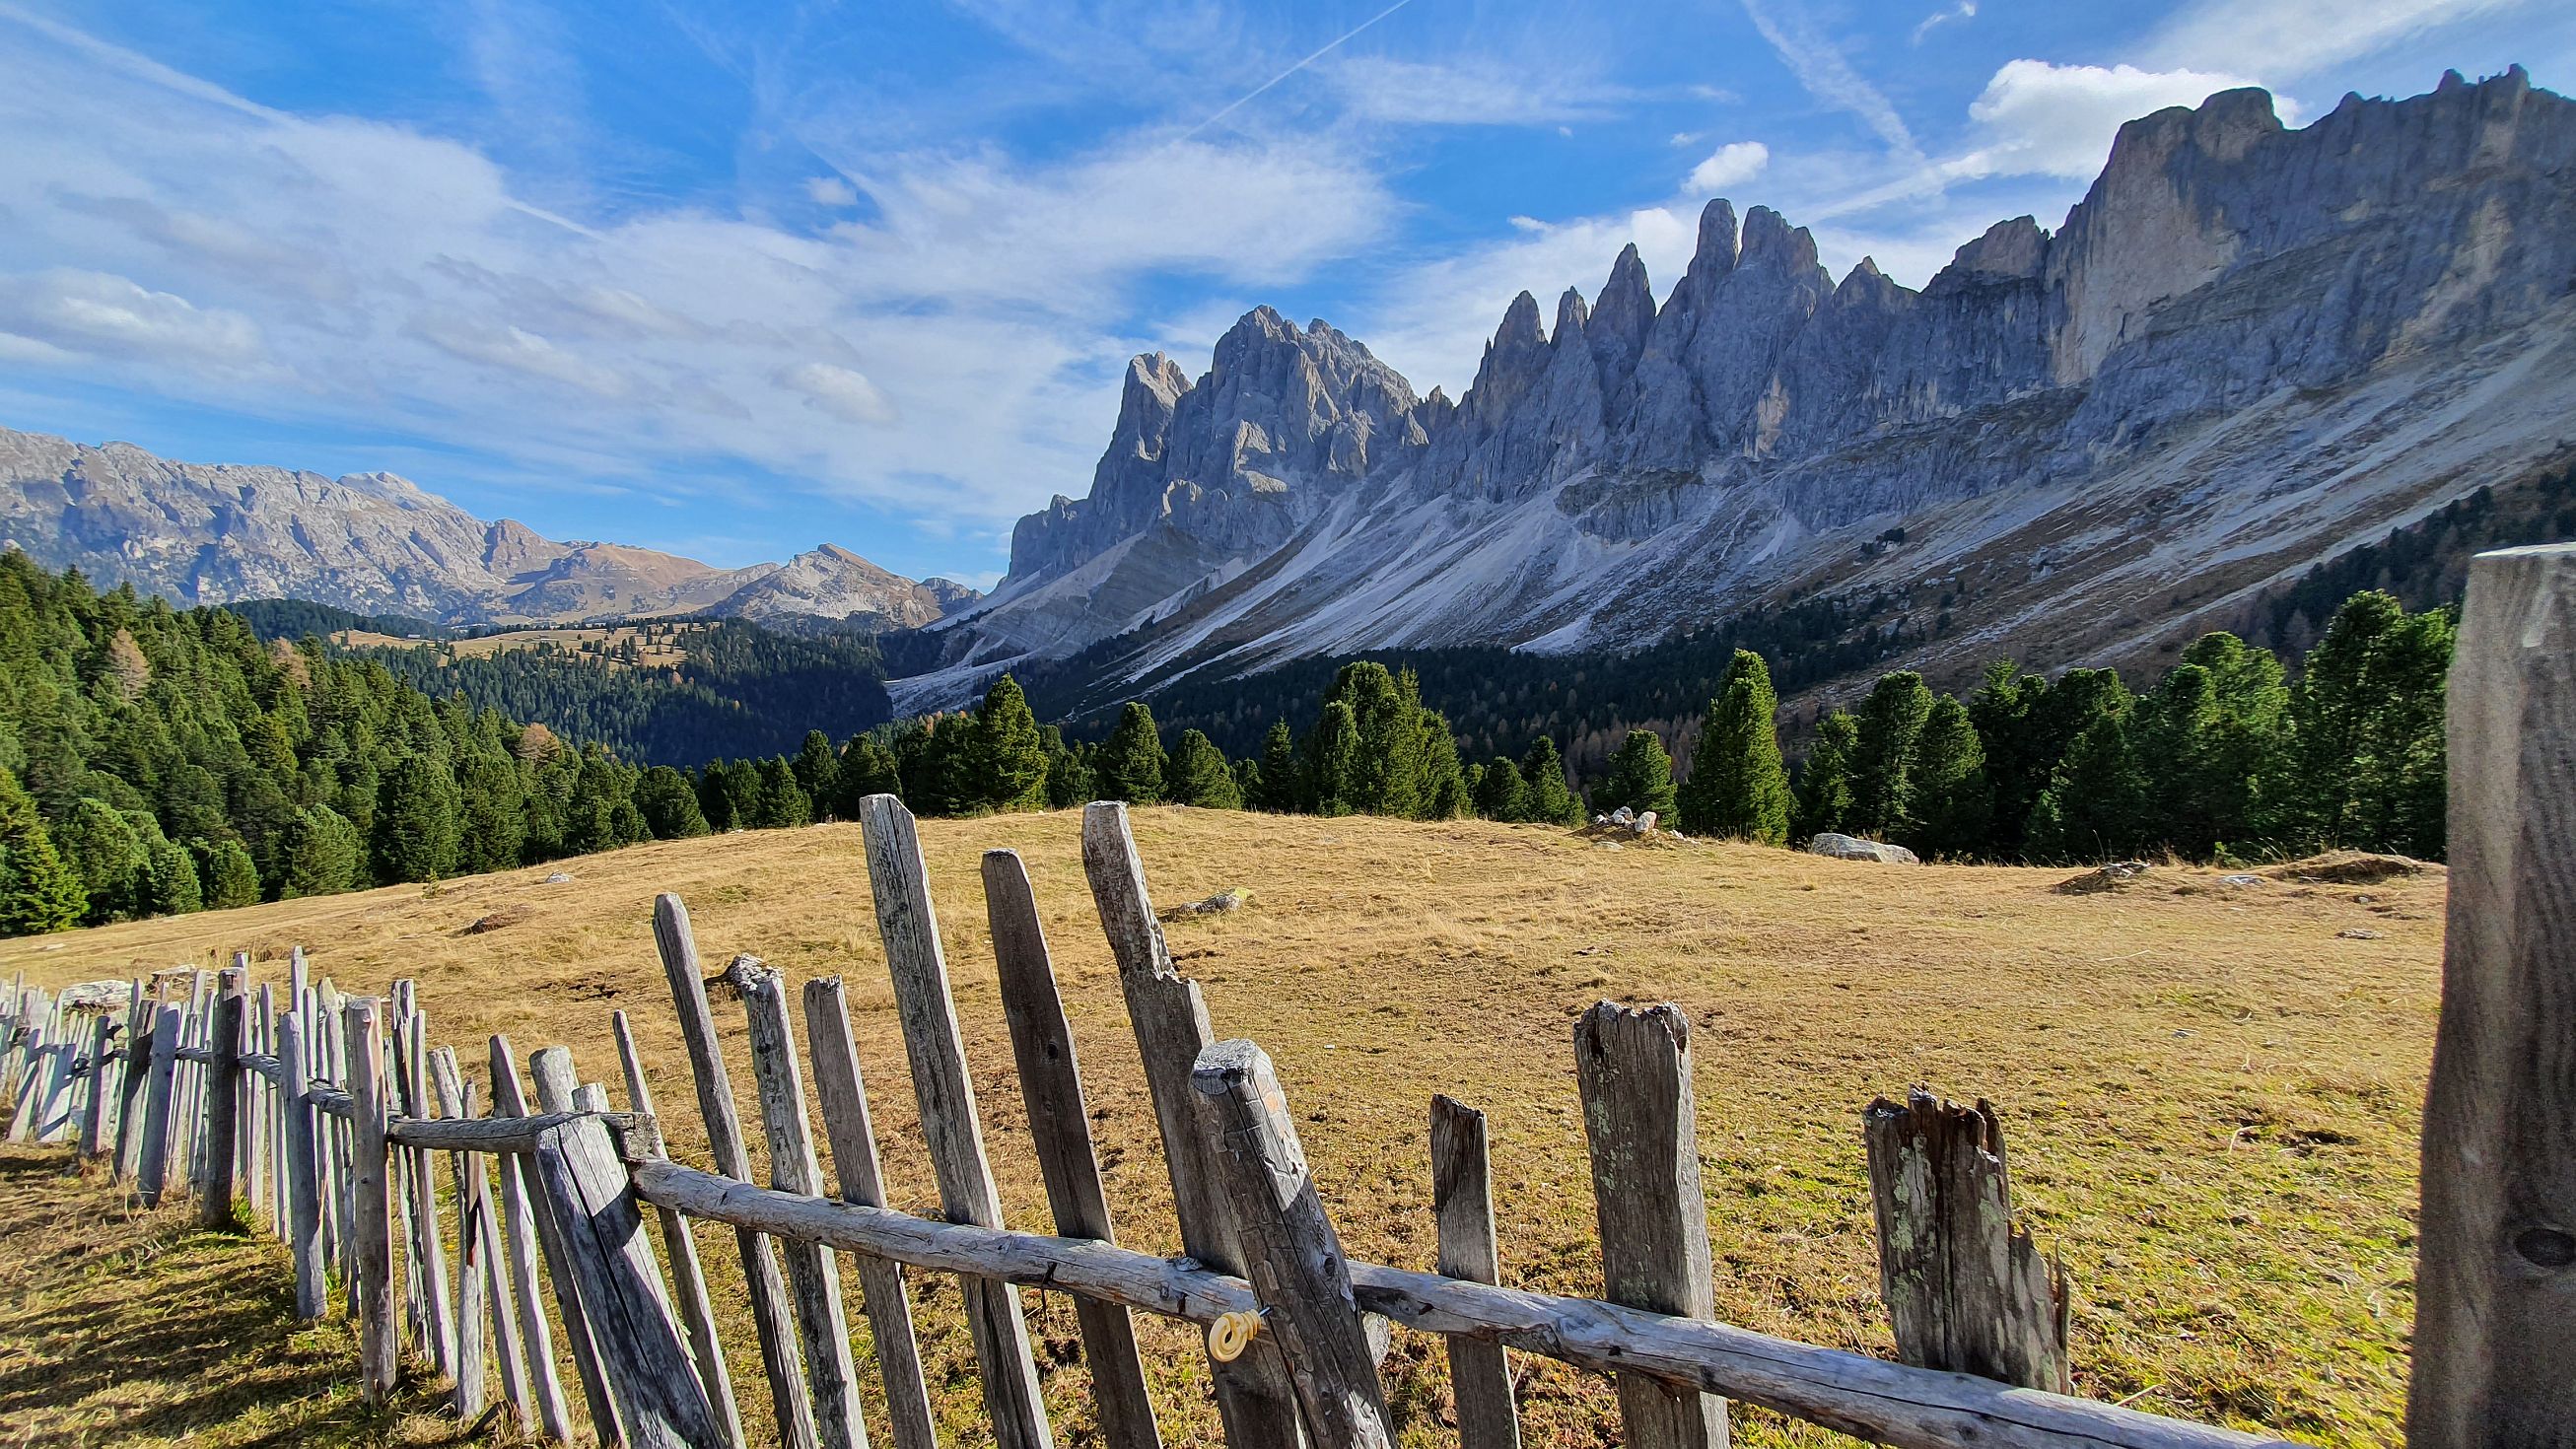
[0,1142,485,1446]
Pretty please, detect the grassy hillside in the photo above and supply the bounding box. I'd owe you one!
[1,809,2439,1446]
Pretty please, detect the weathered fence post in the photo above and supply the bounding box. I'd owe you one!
[856,794,1054,1449]
[986,847,1163,1449]
[77,1013,113,1160]
[1082,800,1308,1449]
[430,1049,520,1426]
[345,998,398,1404]
[487,1035,576,1442]
[2413,541,2576,1446]
[725,958,867,1449]
[1193,1039,1393,1449]
[396,997,457,1376]
[199,969,246,1228]
[613,1010,748,1449]
[531,1113,728,1449]
[1429,1095,1520,1449]
[802,977,940,1449]
[1861,1088,2069,1391]
[136,1003,181,1208]
[655,892,822,1449]
[278,1006,328,1321]
[529,1045,630,1447]
[112,983,150,1181]
[1573,1001,1725,1449]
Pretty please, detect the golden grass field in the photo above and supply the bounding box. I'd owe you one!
[0,809,2442,1447]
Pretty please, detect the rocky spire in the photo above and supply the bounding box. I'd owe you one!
[1469,290,1553,430]
[1589,243,1655,401]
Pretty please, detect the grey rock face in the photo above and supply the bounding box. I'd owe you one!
[1805,833,1922,864]
[927,69,2575,707]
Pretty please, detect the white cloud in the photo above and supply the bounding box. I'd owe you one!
[779,362,897,424]
[2146,0,2523,79]
[1327,55,1622,127]
[1686,141,1770,194]
[0,268,263,369]
[804,175,859,206]
[1955,60,2278,180]
[1910,1,1977,45]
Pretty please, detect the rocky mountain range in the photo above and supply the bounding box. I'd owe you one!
[0,426,974,629]
[899,67,2576,712]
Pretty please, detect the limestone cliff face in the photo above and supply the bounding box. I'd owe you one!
[0,428,972,628]
[905,68,2576,710]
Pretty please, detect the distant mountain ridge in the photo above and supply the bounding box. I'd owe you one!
[0,425,976,629]
[901,66,2576,712]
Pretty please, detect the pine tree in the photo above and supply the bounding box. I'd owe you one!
[1166,729,1241,807]
[792,730,842,817]
[1517,737,1582,826]
[1904,696,1990,857]
[372,753,462,883]
[635,766,711,839]
[1593,729,1678,817]
[1792,712,1859,841]
[1419,711,1468,819]
[281,806,366,898]
[1096,702,1167,804]
[53,796,144,922]
[2026,712,2145,862]
[199,838,262,910]
[2267,592,2452,856]
[1675,650,1790,844]
[1231,757,1263,807]
[0,769,86,934]
[972,676,1048,811]
[1305,702,1361,816]
[1255,722,1299,810]
[1043,731,1096,810]
[752,757,811,829]
[140,835,201,916]
[1848,671,1935,839]
[836,735,903,814]
[455,753,529,874]
[1473,757,1528,821]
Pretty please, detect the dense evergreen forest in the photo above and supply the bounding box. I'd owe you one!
[0,544,2462,937]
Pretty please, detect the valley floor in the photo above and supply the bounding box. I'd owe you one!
[0,809,2441,1446]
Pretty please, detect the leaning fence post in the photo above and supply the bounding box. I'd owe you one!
[488,1035,576,1442]
[856,794,1054,1449]
[655,892,822,1449]
[1573,1001,1725,1449]
[1082,800,1307,1449]
[986,848,1163,1449]
[529,1045,630,1448]
[2413,541,2576,1447]
[199,969,245,1228]
[345,998,398,1404]
[1861,1087,2069,1391]
[1429,1095,1520,1449]
[1193,1039,1393,1449]
[612,1010,748,1449]
[531,1113,728,1449]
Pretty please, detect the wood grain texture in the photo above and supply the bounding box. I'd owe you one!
[343,998,398,1404]
[1862,1089,2069,1392]
[489,1036,591,1444]
[135,1005,181,1208]
[427,1048,493,1421]
[656,891,821,1449]
[398,1000,458,1375]
[1192,1039,1393,1449]
[277,1008,328,1322]
[111,985,151,1181]
[532,1045,628,1447]
[197,971,245,1228]
[725,959,868,1449]
[1429,1095,1519,1449]
[855,794,1054,1449]
[1081,800,1306,1449]
[615,1009,749,1449]
[801,977,940,1449]
[2412,542,2576,1447]
[534,1115,728,1449]
[1574,1001,1726,1449]
[985,848,1162,1449]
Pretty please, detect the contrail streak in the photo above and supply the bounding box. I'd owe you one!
[1181,0,1419,140]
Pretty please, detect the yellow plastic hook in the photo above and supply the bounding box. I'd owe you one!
[1208,1309,1261,1362]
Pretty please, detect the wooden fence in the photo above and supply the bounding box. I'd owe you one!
[3,541,2570,1448]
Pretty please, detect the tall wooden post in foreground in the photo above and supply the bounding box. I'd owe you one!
[199,970,245,1228]
[2413,542,2576,1446]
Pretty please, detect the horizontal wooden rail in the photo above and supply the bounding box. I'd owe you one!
[631,1160,2294,1449]
[391,1110,654,1155]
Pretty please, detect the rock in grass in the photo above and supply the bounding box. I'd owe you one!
[1804,832,1919,864]
[2056,861,2152,894]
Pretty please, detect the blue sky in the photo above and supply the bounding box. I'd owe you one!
[1,1,2567,586]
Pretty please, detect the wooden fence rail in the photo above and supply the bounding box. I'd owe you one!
[6,542,2566,1449]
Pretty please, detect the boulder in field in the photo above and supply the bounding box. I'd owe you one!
[1805,832,1919,864]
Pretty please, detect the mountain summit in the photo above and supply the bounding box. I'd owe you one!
[901,68,2576,711]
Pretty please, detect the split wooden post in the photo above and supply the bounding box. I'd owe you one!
[345,998,399,1404]
[986,848,1162,1449]
[112,984,151,1181]
[613,1009,748,1449]
[1082,800,1306,1449]
[1192,1039,1393,1449]
[424,1048,494,1420]
[258,984,281,1234]
[397,998,458,1376]
[1861,1088,2069,1391]
[77,1014,112,1160]
[1429,1095,1520,1449]
[856,794,1054,1449]
[802,977,940,1449]
[317,978,350,1288]
[725,959,868,1449]
[531,1113,729,1449]
[277,1006,328,1321]
[2413,541,2576,1446]
[530,1045,630,1447]
[1573,1001,1726,1449]
[198,969,246,1228]
[488,1035,577,1443]
[135,1004,182,1208]
[654,892,822,1449]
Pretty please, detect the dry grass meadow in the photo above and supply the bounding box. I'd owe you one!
[0,808,2441,1446]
